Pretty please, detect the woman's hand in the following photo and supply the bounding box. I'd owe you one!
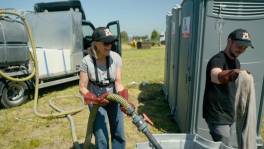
[84,92,109,106]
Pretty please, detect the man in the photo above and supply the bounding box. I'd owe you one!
[203,28,254,145]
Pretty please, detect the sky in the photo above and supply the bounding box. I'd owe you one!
[1,0,182,37]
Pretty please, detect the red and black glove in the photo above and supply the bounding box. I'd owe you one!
[84,92,109,106]
[98,92,110,106]
[118,89,135,114]
[218,69,240,84]
[118,89,128,101]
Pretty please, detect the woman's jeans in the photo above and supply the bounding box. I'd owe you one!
[89,102,125,149]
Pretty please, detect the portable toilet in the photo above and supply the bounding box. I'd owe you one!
[138,0,264,148]
[194,0,264,147]
[167,5,182,117]
[174,0,264,144]
[164,12,172,100]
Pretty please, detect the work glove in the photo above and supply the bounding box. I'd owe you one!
[118,89,135,114]
[218,69,240,84]
[84,92,109,106]
[98,92,110,106]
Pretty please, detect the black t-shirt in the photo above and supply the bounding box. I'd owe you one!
[203,51,240,124]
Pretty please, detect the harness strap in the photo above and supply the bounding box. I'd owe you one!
[90,55,114,87]
[91,56,99,84]
[106,56,111,81]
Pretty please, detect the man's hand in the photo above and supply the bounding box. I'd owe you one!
[245,70,251,74]
[218,69,240,83]
[84,92,109,105]
[229,69,240,81]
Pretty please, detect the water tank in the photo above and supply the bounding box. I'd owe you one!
[0,17,29,68]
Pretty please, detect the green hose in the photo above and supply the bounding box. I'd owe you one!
[83,94,130,148]
[83,94,163,149]
[0,11,36,82]
[0,10,85,148]
[0,9,85,118]
[1,10,162,149]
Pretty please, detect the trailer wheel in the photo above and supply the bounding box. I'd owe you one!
[1,81,29,108]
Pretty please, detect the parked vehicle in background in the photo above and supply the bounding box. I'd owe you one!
[0,0,121,108]
[159,32,165,45]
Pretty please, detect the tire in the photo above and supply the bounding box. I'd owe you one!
[1,81,29,108]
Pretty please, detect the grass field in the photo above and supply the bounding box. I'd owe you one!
[0,45,263,149]
[0,45,179,149]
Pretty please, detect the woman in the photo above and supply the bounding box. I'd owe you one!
[79,27,128,149]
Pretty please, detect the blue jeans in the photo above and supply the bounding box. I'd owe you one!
[206,121,232,146]
[89,102,125,149]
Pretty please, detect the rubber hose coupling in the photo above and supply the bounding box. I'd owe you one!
[131,113,148,133]
[126,106,135,116]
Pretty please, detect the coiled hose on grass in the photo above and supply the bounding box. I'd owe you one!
[0,9,85,117]
[0,10,85,149]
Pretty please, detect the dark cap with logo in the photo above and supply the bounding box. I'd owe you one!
[92,27,117,43]
[228,28,254,48]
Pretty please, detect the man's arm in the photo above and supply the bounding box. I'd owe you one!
[211,68,222,84]
[211,68,240,84]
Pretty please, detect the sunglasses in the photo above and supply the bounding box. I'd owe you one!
[102,42,113,46]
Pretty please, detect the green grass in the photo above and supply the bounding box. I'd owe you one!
[0,45,263,148]
[0,46,179,149]
[122,46,165,85]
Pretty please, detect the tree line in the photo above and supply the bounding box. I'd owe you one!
[120,30,161,44]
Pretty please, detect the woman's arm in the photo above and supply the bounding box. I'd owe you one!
[79,71,90,96]
[115,66,124,92]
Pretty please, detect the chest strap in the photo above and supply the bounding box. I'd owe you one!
[90,56,115,87]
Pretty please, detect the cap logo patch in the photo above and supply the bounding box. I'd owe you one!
[104,29,112,36]
[242,32,250,40]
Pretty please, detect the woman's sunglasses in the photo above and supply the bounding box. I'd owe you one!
[103,42,113,46]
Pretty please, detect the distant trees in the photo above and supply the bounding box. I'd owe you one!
[120,31,129,43]
[120,29,162,46]
[132,35,148,41]
[151,30,161,46]
[150,30,160,42]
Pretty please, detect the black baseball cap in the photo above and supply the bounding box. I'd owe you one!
[92,27,117,43]
[228,28,254,48]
